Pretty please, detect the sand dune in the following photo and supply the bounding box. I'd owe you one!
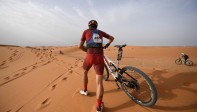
[0,45,197,112]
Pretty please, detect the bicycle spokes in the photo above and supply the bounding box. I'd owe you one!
[124,80,140,90]
[120,66,157,106]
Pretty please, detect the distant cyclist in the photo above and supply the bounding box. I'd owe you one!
[78,20,114,112]
[181,53,189,64]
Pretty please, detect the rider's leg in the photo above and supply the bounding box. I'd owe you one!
[183,58,187,64]
[83,70,88,92]
[94,54,104,110]
[96,75,104,110]
[181,58,185,64]
[185,57,189,64]
[82,54,92,92]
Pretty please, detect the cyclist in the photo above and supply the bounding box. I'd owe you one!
[181,53,189,64]
[78,20,114,112]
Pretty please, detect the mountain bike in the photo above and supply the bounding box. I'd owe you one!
[175,58,193,66]
[103,44,157,107]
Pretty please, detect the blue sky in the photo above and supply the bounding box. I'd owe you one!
[0,0,197,46]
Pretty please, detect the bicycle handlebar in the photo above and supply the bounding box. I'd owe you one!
[114,44,127,49]
[103,44,127,49]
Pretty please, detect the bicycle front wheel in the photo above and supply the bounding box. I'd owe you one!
[175,58,182,65]
[185,60,193,66]
[120,66,157,107]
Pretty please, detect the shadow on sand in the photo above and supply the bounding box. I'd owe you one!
[96,70,197,112]
[150,70,197,111]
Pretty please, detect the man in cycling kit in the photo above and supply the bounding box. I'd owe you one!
[181,53,189,64]
[78,20,114,112]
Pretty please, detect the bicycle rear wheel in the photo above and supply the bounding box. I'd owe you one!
[103,64,109,81]
[185,60,193,66]
[175,58,182,65]
[120,66,157,107]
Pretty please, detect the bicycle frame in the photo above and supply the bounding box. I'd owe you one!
[180,57,185,63]
[103,55,117,77]
[103,54,122,80]
[103,44,126,80]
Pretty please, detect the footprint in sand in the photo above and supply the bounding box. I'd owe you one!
[9,57,13,61]
[36,98,52,110]
[0,62,5,66]
[69,66,73,70]
[41,98,51,106]
[62,77,67,81]
[61,71,72,81]
[0,65,8,69]
[36,53,40,57]
[0,61,6,66]
[21,72,25,75]
[74,59,79,66]
[50,84,57,90]
[23,67,27,70]
[6,109,11,112]
[32,65,37,69]
[69,70,73,74]
[43,62,49,66]
[4,76,10,80]
[14,73,20,77]
[13,53,16,56]
[40,56,43,59]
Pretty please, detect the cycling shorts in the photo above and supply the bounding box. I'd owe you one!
[83,54,104,75]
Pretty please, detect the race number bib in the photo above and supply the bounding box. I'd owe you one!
[93,33,102,43]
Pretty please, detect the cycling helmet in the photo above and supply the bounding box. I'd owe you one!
[88,20,98,26]
[88,20,98,29]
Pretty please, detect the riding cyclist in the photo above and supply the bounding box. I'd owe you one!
[181,53,189,64]
[78,20,114,112]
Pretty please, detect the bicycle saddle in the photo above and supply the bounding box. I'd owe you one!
[114,44,127,49]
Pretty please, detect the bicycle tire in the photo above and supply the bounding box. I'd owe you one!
[103,64,109,81]
[175,58,182,65]
[120,66,157,107]
[185,60,193,66]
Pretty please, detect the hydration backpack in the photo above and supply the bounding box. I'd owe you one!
[86,30,103,48]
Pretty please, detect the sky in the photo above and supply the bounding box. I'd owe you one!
[0,0,197,46]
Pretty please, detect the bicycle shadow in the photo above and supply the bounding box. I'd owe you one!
[149,70,197,111]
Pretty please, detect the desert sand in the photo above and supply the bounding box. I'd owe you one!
[0,45,197,112]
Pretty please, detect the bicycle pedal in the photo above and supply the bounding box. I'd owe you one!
[115,79,121,90]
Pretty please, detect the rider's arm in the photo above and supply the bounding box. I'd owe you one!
[79,30,87,52]
[108,36,114,44]
[78,41,87,52]
[103,36,114,49]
